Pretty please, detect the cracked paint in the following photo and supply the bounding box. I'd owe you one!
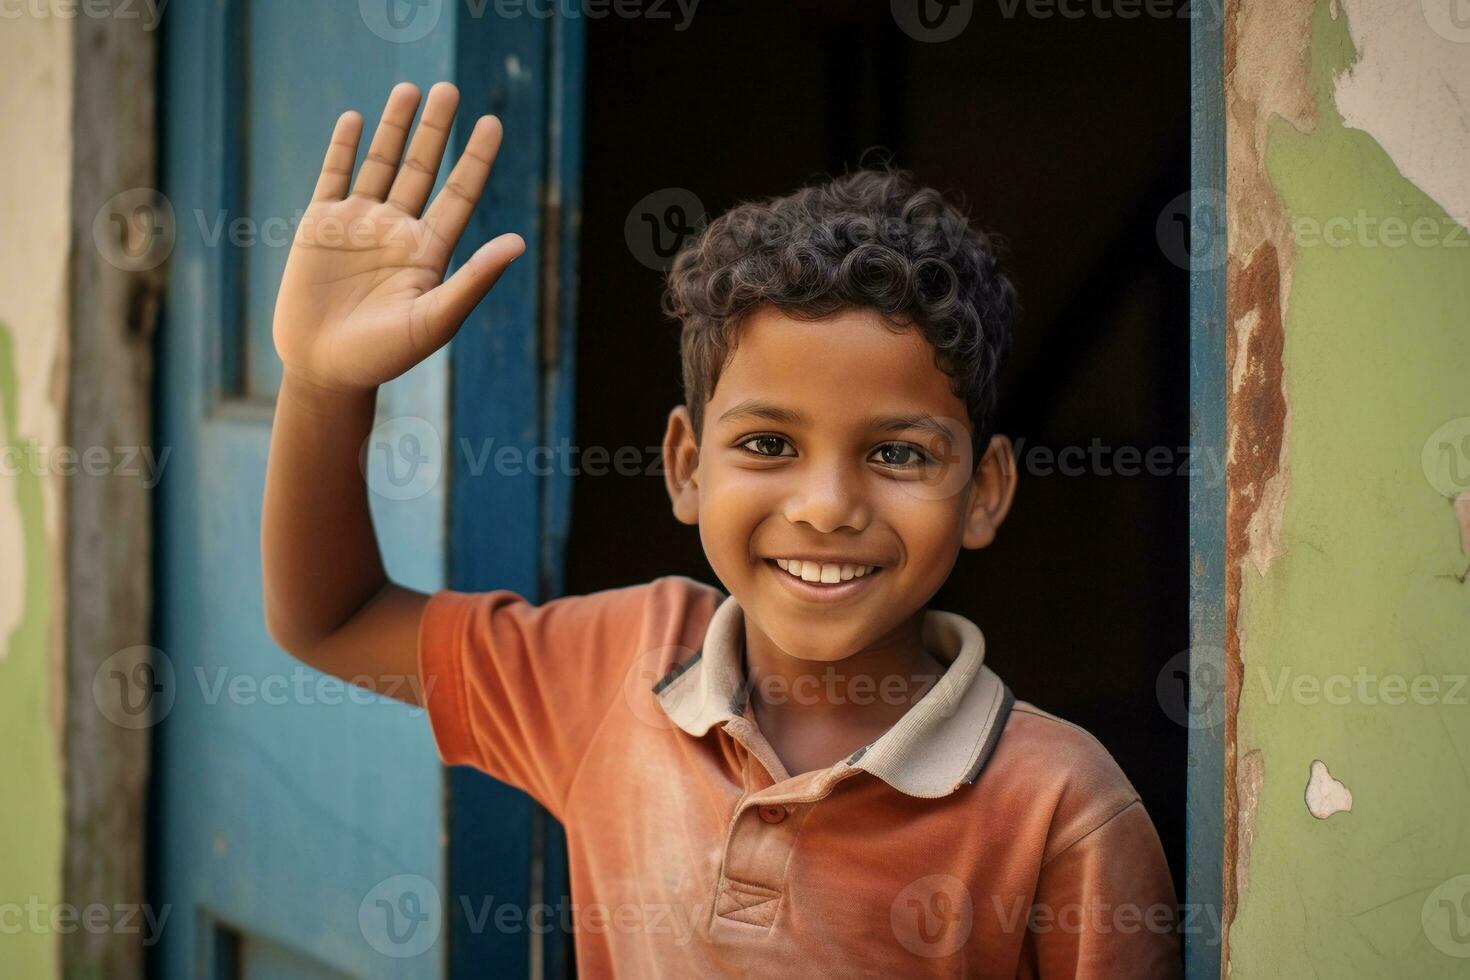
[1234,749,1264,906]
[1333,0,1470,232]
[1226,244,1291,580]
[1226,0,1470,975]
[1304,759,1352,819]
[1456,492,1470,557]
[1222,0,1315,954]
[0,15,72,980]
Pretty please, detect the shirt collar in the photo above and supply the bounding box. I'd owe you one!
[651,591,1015,799]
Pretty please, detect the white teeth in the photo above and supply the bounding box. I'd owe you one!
[772,559,877,583]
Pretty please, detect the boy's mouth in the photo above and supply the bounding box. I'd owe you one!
[762,557,885,603]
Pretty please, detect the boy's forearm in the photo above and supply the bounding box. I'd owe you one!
[261,370,390,659]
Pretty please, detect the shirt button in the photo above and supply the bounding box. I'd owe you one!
[758,805,787,824]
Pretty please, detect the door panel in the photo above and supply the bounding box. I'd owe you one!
[234,2,414,401]
[158,2,583,976]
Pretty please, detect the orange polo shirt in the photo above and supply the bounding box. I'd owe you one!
[418,574,1183,978]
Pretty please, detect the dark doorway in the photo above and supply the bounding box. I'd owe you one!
[569,0,1191,910]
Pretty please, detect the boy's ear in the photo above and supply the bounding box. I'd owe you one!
[663,404,701,526]
[961,434,1018,550]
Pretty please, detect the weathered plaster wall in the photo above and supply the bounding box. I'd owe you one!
[1226,0,1470,975]
[0,14,73,980]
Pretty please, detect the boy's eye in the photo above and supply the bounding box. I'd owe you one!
[739,435,796,458]
[871,443,932,469]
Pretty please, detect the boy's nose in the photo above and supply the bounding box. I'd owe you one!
[781,463,871,534]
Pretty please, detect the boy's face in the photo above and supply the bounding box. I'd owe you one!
[663,306,1016,663]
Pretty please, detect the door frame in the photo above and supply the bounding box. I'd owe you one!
[1187,6,1227,979]
[444,9,585,978]
[59,10,160,980]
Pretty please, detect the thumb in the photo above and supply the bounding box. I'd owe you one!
[418,233,526,349]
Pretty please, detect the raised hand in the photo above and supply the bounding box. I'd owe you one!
[272,81,524,393]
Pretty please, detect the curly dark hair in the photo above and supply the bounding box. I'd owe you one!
[661,166,1018,467]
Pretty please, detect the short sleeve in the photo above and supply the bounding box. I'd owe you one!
[416,575,722,819]
[1022,798,1183,979]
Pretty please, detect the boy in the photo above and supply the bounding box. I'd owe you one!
[263,81,1182,977]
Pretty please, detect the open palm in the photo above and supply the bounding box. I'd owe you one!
[273,82,524,393]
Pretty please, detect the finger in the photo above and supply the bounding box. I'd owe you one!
[411,233,525,352]
[422,115,503,247]
[311,111,364,203]
[351,82,421,202]
[387,81,460,217]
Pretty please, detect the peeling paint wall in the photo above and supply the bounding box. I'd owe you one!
[1226,0,1470,975]
[0,14,73,980]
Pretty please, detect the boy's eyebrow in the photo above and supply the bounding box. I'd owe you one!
[717,400,960,442]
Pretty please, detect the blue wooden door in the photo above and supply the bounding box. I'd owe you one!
[154,3,582,976]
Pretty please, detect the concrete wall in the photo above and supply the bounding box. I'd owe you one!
[0,13,73,979]
[1,7,155,976]
[1225,0,1470,975]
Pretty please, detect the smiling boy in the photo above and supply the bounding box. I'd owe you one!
[263,82,1183,977]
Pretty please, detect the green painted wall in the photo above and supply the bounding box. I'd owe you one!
[1230,2,1470,977]
[0,321,63,977]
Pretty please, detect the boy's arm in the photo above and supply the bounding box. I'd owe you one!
[261,81,523,705]
[1023,798,1183,979]
[262,375,429,702]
